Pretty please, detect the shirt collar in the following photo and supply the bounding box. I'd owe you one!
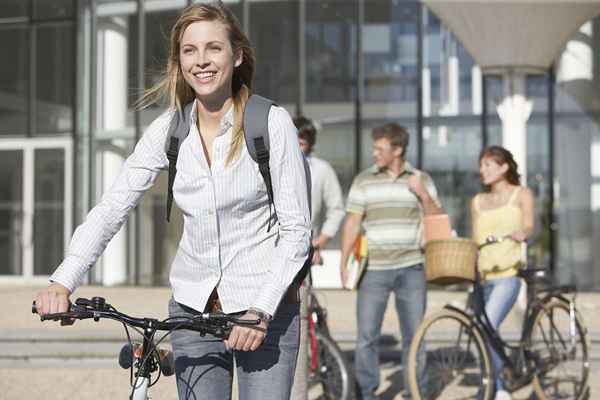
[189,99,235,137]
[370,161,416,177]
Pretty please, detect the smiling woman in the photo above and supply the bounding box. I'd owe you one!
[34,2,311,400]
[178,21,241,107]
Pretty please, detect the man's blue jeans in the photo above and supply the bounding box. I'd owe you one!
[168,298,300,400]
[355,264,426,400]
[482,276,521,392]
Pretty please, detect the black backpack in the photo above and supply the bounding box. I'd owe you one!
[164,94,313,283]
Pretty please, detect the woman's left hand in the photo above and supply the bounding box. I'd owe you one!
[224,311,268,351]
[510,230,527,242]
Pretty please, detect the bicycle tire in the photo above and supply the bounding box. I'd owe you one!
[529,298,589,400]
[408,308,494,400]
[308,330,355,400]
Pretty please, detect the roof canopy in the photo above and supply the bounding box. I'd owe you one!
[422,0,600,74]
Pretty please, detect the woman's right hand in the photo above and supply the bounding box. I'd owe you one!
[35,283,73,324]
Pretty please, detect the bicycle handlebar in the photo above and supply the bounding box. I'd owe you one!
[32,296,260,339]
[478,234,518,250]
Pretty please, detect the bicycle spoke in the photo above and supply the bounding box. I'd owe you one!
[530,300,589,400]
[408,310,492,400]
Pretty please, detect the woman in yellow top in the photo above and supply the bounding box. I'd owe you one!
[470,146,534,400]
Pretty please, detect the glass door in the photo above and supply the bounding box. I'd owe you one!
[0,139,72,281]
[0,151,24,276]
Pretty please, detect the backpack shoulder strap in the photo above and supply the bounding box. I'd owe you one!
[244,95,278,227]
[165,101,195,222]
[244,94,274,163]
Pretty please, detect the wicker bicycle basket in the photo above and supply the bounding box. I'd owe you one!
[425,238,478,285]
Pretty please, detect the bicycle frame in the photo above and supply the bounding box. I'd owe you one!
[466,237,581,389]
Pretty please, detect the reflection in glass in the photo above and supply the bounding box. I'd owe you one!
[0,151,23,276]
[0,27,28,136]
[422,8,480,117]
[34,149,65,275]
[140,9,180,125]
[525,120,551,268]
[423,121,482,237]
[33,0,73,20]
[250,1,298,103]
[306,0,356,103]
[36,24,74,135]
[364,0,418,107]
[0,0,29,19]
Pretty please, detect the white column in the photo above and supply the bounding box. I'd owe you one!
[99,17,128,286]
[422,66,431,140]
[557,22,593,83]
[437,33,459,147]
[497,71,532,183]
[471,65,482,115]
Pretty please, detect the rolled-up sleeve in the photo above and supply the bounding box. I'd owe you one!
[251,106,311,315]
[50,111,172,292]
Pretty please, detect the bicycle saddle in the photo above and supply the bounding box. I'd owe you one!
[517,267,550,284]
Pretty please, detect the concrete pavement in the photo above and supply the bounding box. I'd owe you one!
[1,285,598,399]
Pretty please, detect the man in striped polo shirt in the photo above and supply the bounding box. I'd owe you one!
[340,123,442,400]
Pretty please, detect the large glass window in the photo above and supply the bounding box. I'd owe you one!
[0,151,23,276]
[0,2,75,137]
[306,0,356,103]
[423,8,481,117]
[421,7,482,237]
[0,27,28,136]
[0,1,29,20]
[250,1,298,104]
[33,0,73,20]
[34,148,65,275]
[364,0,418,109]
[140,9,180,125]
[423,120,482,236]
[554,17,600,289]
[35,23,74,135]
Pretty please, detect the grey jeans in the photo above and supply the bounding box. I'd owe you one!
[168,298,300,400]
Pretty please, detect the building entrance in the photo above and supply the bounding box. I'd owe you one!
[0,138,72,282]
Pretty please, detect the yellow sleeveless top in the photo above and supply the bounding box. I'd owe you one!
[473,188,523,280]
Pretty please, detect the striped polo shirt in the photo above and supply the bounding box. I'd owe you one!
[346,162,440,270]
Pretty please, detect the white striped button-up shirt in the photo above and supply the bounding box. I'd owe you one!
[51,102,311,316]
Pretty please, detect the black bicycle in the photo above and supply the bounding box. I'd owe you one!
[407,236,590,400]
[32,296,260,400]
[305,267,356,400]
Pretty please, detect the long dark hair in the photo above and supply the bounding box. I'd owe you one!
[479,145,520,191]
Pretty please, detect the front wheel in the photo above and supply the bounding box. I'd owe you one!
[308,330,355,400]
[528,298,589,400]
[407,308,494,400]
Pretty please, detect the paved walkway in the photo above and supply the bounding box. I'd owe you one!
[1,285,598,399]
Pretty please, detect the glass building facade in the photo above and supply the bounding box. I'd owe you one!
[1,0,599,290]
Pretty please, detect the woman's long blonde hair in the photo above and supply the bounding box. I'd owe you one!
[139,1,255,165]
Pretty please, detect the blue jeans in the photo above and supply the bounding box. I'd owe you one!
[168,298,300,400]
[355,264,427,400]
[482,276,521,392]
